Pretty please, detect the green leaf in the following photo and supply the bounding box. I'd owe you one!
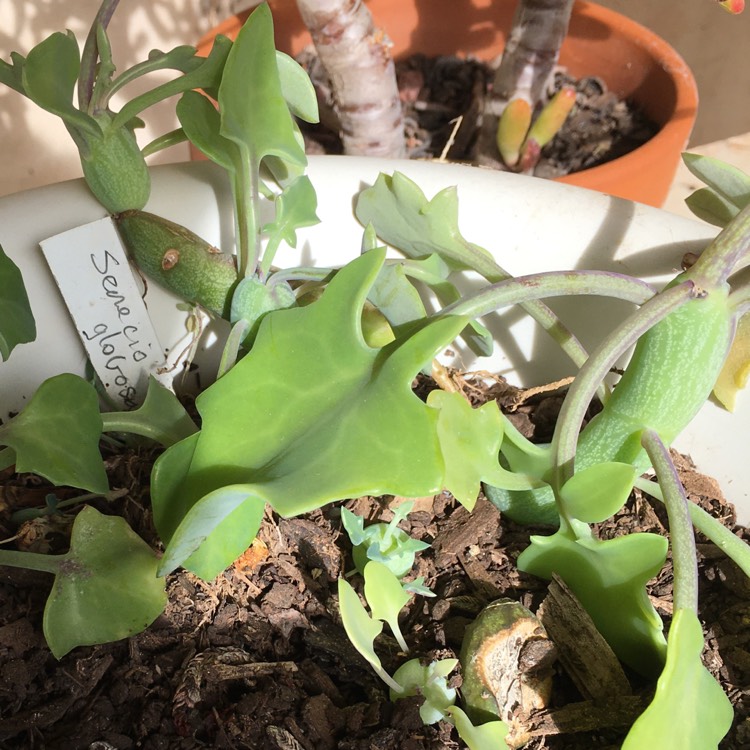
[368,261,428,328]
[622,609,733,750]
[112,35,233,128]
[43,506,167,658]
[428,390,543,510]
[101,377,198,446]
[683,153,750,211]
[0,374,107,493]
[262,175,320,250]
[355,172,498,274]
[230,275,297,342]
[275,50,319,123]
[559,462,638,523]
[177,89,239,171]
[153,249,468,578]
[391,658,458,724]
[338,577,402,692]
[684,187,738,228]
[0,52,27,95]
[0,243,36,360]
[22,31,99,138]
[364,561,411,652]
[518,527,668,676]
[219,3,306,174]
[343,504,429,579]
[445,706,510,750]
[156,484,266,578]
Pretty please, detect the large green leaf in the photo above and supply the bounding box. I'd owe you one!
[0,374,107,493]
[0,243,36,360]
[518,526,668,676]
[622,609,732,750]
[153,249,469,579]
[43,506,167,658]
[219,3,306,173]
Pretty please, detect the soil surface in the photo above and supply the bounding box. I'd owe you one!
[0,373,748,749]
[298,52,658,177]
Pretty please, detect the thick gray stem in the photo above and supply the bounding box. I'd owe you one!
[476,0,574,166]
[295,0,405,158]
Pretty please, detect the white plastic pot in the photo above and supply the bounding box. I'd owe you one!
[2,157,746,521]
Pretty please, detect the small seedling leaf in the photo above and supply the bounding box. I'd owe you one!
[622,608,733,750]
[0,244,36,360]
[44,506,167,658]
[391,658,458,723]
[363,561,411,652]
[559,462,638,523]
[338,577,402,692]
[0,374,107,493]
[445,706,510,750]
[518,527,668,676]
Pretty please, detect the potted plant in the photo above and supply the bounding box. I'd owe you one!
[194,0,738,206]
[1,2,749,747]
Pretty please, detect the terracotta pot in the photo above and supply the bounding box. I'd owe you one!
[196,0,698,207]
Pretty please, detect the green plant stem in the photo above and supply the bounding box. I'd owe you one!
[10,489,128,525]
[441,270,656,320]
[78,0,120,111]
[689,201,750,288]
[550,281,695,494]
[0,447,15,473]
[142,128,188,157]
[0,548,61,576]
[641,429,698,613]
[232,164,260,279]
[268,267,331,287]
[634,476,750,578]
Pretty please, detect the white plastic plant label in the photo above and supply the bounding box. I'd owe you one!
[40,217,165,409]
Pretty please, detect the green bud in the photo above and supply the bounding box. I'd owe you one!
[80,122,151,214]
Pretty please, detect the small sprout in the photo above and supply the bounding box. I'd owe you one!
[495,88,576,172]
[341,501,429,578]
[337,575,403,693]
[519,86,576,171]
[364,560,411,652]
[391,658,458,724]
[496,98,531,169]
[445,706,510,750]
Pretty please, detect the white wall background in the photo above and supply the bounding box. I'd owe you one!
[1,0,748,199]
